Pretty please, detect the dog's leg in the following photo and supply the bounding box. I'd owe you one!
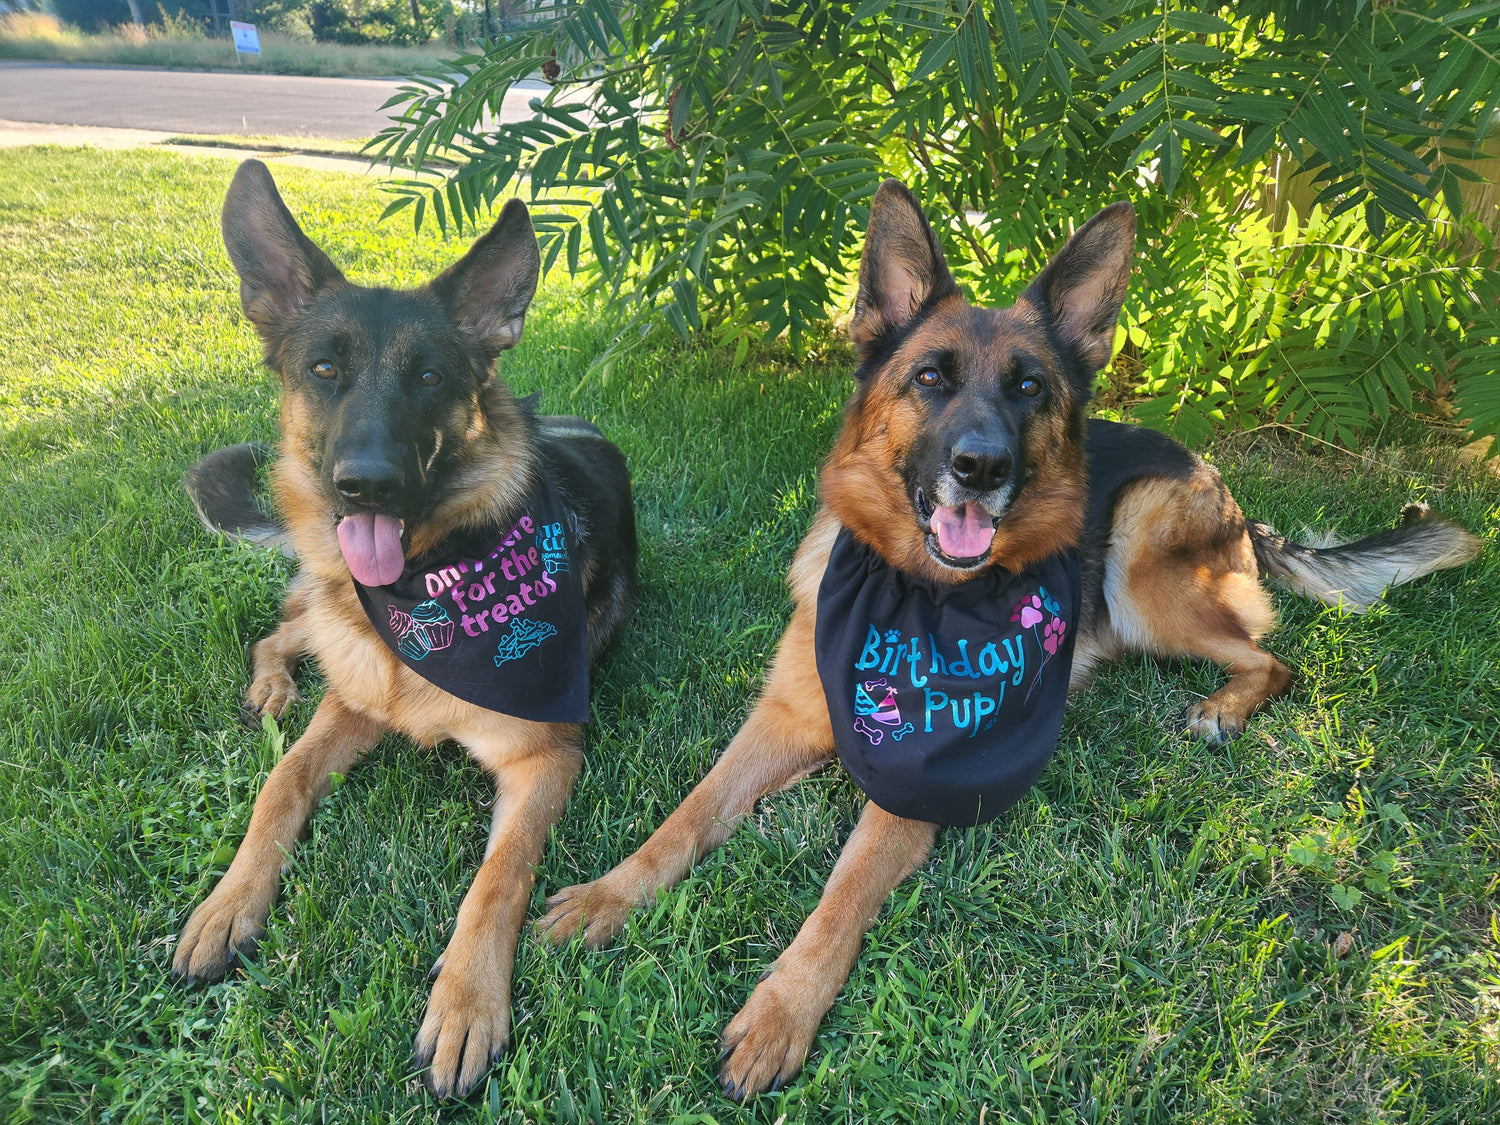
[173,690,384,982]
[1179,617,1292,742]
[415,729,581,1100]
[245,576,312,718]
[1104,475,1291,742]
[538,605,833,949]
[719,801,937,1099]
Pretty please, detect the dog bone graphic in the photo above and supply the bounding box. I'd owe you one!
[852,718,884,746]
[890,722,915,741]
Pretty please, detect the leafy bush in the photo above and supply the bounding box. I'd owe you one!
[375,1,1500,450]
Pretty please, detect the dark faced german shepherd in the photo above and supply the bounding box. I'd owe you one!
[172,160,636,1100]
[537,181,1480,1098]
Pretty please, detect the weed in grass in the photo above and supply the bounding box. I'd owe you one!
[2,147,1498,1123]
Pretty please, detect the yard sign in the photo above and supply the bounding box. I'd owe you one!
[230,21,261,60]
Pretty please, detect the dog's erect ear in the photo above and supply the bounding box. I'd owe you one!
[1022,201,1136,374]
[430,199,540,354]
[221,159,345,332]
[850,180,958,356]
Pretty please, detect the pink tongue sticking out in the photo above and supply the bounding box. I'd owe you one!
[336,513,406,586]
[930,503,996,559]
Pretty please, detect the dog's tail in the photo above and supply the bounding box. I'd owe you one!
[1247,503,1480,613]
[185,442,291,553]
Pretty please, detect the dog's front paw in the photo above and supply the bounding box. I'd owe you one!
[414,960,510,1100]
[536,879,632,950]
[1185,699,1246,744]
[172,882,270,983]
[244,672,301,719]
[718,971,819,1101]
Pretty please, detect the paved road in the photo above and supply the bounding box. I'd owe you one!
[0,60,544,140]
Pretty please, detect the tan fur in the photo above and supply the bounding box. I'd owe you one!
[174,371,580,1102]
[822,301,1088,583]
[539,511,840,947]
[544,185,1474,1101]
[1093,473,1290,738]
[537,312,1301,1103]
[540,464,1294,1098]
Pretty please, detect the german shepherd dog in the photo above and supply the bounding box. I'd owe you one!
[172,160,636,1100]
[536,181,1480,1098]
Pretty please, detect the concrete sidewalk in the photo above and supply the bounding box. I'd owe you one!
[0,118,380,174]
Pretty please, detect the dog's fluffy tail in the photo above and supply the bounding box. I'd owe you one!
[1248,503,1480,613]
[186,442,291,553]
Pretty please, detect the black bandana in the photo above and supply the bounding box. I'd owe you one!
[815,528,1080,827]
[353,474,590,724]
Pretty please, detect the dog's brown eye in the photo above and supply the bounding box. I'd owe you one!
[1019,376,1041,396]
[311,361,336,380]
[915,368,941,387]
[420,370,442,387]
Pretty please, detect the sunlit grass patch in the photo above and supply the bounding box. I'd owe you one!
[2,146,1497,1123]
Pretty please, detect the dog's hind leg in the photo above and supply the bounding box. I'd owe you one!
[415,726,582,1100]
[245,575,313,718]
[537,601,834,950]
[173,690,384,982]
[1102,474,1291,742]
[719,802,937,1099]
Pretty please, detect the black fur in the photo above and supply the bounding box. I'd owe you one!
[186,442,286,551]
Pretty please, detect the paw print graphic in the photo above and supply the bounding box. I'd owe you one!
[884,629,903,644]
[1038,586,1060,617]
[1012,593,1044,629]
[1042,616,1067,655]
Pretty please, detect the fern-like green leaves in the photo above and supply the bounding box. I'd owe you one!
[370,1,1500,449]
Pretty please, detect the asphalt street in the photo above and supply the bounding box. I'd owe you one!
[0,60,544,139]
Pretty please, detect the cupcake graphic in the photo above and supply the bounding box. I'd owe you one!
[395,599,456,661]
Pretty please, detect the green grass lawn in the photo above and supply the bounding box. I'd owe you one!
[2,147,1498,1124]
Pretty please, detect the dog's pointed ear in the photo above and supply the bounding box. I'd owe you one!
[221,159,345,333]
[1022,201,1135,373]
[430,199,540,355]
[850,180,958,356]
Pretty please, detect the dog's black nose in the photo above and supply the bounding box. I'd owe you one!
[333,458,405,507]
[949,436,1013,492]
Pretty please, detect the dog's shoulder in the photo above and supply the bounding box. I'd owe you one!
[788,508,842,607]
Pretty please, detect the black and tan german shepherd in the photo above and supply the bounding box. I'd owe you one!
[536,180,1480,1098]
[173,160,636,1100]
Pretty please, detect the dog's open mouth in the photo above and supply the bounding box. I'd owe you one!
[336,513,407,586]
[916,488,998,570]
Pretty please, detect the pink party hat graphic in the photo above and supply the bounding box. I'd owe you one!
[870,685,902,726]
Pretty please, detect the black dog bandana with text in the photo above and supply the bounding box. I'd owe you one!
[815,528,1080,826]
[353,476,589,724]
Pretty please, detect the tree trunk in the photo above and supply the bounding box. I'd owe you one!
[125,0,145,26]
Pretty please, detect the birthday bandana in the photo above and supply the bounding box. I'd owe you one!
[815,528,1080,827]
[353,475,590,724]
